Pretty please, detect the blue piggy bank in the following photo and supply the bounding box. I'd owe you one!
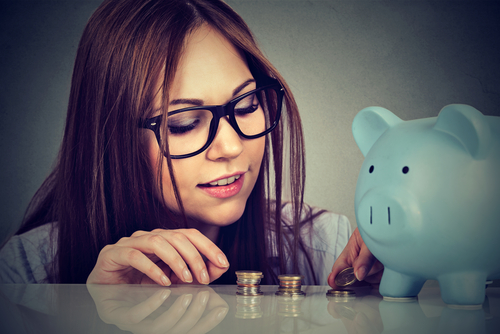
[352,104,500,306]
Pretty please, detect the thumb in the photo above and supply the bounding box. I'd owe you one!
[353,243,379,282]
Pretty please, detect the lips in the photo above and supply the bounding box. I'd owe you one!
[198,173,245,198]
[205,175,241,187]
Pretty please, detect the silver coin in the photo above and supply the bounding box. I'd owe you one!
[334,267,358,287]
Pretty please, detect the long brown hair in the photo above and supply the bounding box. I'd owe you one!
[19,0,311,284]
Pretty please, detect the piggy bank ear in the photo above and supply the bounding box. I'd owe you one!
[433,104,491,159]
[352,107,402,157]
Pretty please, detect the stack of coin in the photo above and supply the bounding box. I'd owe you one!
[326,289,356,301]
[275,274,305,296]
[327,267,358,300]
[236,270,264,296]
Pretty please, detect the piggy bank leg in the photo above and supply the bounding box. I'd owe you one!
[437,272,487,306]
[379,268,425,300]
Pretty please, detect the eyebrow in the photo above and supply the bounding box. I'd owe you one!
[169,78,256,107]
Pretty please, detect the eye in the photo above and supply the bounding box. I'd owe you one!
[402,166,409,174]
[369,165,374,173]
[235,94,260,115]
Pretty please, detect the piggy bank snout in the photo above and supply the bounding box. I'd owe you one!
[357,188,420,244]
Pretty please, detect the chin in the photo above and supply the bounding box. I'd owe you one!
[207,203,247,227]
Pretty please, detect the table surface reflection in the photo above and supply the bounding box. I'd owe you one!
[0,283,499,334]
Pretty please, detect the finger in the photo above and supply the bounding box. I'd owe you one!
[123,289,171,325]
[120,233,196,284]
[148,293,193,333]
[153,229,229,285]
[176,229,230,269]
[167,290,209,334]
[328,228,363,287]
[186,306,229,334]
[353,243,379,281]
[158,231,211,284]
[88,245,171,286]
[205,261,229,283]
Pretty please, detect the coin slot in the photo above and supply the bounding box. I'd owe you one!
[370,206,372,224]
[388,207,391,225]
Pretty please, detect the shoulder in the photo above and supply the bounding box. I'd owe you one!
[0,223,58,283]
[279,202,352,285]
[280,202,352,250]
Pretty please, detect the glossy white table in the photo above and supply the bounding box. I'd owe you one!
[0,283,499,333]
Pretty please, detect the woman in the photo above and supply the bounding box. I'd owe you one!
[0,0,380,286]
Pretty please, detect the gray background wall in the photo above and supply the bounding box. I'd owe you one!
[1,0,499,245]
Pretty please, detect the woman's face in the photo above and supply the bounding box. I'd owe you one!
[145,25,266,234]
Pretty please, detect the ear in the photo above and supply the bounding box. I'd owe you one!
[433,104,491,160]
[352,106,403,157]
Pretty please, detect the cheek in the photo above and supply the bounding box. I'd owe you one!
[143,131,178,208]
[250,136,266,168]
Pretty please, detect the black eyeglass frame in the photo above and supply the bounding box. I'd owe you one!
[141,77,284,159]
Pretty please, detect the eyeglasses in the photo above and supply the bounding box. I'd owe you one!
[141,77,284,159]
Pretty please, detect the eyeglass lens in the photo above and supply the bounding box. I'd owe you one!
[163,87,278,157]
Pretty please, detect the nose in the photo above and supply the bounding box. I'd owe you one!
[356,187,421,244]
[206,117,244,161]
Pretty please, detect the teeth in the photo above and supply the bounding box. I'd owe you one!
[209,175,240,186]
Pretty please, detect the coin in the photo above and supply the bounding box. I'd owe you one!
[326,289,356,297]
[326,289,356,302]
[275,274,305,296]
[334,267,358,287]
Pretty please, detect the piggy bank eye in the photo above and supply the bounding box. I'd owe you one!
[369,165,374,173]
[402,166,409,174]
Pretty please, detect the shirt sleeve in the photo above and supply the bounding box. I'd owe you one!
[0,224,56,284]
[277,203,352,286]
[302,210,352,285]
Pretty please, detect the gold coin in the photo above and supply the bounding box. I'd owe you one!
[334,267,358,287]
[278,274,304,281]
[236,270,263,278]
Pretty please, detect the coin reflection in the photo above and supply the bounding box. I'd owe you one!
[277,294,305,317]
[235,295,263,319]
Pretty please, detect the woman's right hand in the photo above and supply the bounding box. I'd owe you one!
[87,228,230,286]
[328,228,384,289]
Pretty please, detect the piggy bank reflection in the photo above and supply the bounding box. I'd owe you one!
[352,104,500,306]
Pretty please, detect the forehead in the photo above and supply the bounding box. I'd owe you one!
[169,24,252,101]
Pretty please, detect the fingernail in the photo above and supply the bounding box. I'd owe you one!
[201,269,210,284]
[161,275,171,286]
[183,267,193,283]
[216,307,229,321]
[218,254,229,267]
[182,294,193,308]
[355,266,367,281]
[199,290,209,306]
[160,289,171,301]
